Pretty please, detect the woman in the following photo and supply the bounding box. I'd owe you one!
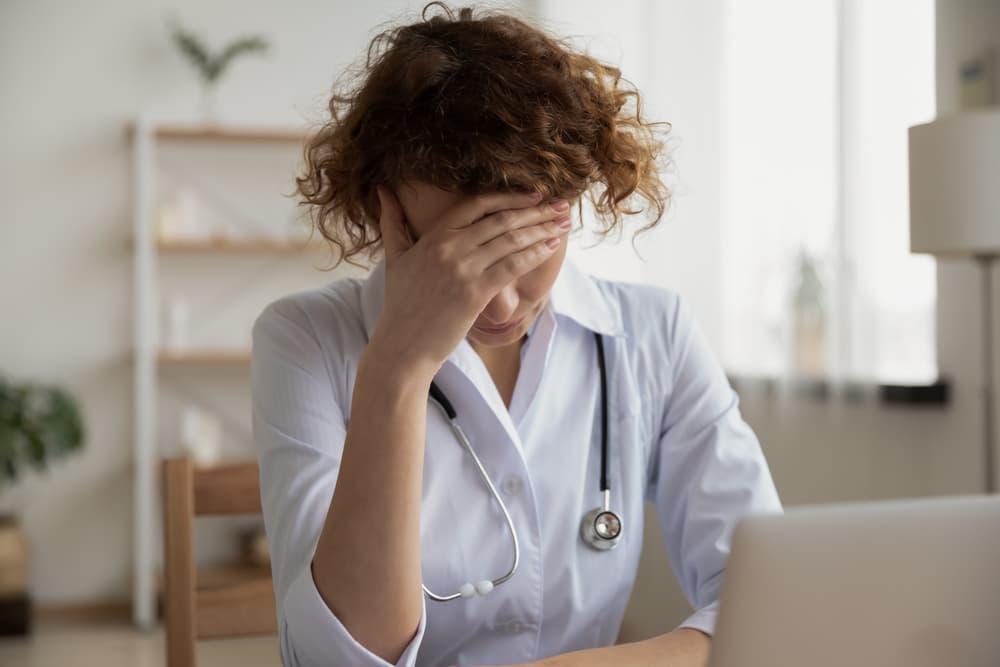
[251,3,782,666]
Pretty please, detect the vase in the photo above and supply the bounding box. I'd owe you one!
[199,82,220,125]
[0,515,31,635]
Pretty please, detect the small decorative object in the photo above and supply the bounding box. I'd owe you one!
[959,48,996,110]
[0,375,85,635]
[789,249,826,378]
[179,404,222,468]
[163,296,191,352]
[0,516,29,634]
[154,189,205,242]
[167,18,270,123]
[208,217,239,242]
[241,523,270,568]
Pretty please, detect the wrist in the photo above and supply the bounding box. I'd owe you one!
[361,330,440,388]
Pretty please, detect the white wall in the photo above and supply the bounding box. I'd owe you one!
[2,0,997,649]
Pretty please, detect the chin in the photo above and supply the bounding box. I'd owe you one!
[467,322,528,347]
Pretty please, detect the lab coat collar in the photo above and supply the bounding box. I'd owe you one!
[548,257,627,338]
[358,256,626,344]
[356,255,622,461]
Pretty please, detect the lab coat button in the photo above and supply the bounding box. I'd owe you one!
[501,475,523,496]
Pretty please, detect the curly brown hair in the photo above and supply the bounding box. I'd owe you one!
[296,1,673,268]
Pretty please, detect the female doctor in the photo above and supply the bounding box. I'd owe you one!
[250,3,782,667]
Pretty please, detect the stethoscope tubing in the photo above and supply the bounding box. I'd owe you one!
[424,393,521,602]
[423,331,617,602]
[595,331,610,493]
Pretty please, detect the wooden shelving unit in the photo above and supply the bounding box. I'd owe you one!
[129,117,314,630]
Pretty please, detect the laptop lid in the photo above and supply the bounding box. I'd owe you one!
[708,495,1000,667]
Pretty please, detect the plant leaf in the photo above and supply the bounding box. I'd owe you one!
[208,35,269,82]
[169,19,214,83]
[0,375,85,490]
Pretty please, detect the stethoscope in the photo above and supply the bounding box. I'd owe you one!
[422,331,622,603]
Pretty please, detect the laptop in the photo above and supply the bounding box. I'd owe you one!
[708,494,1000,667]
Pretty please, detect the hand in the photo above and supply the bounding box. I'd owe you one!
[369,184,570,377]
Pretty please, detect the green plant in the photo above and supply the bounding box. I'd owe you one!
[0,375,84,488]
[792,248,825,317]
[168,18,270,85]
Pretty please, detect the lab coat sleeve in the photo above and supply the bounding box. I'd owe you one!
[646,294,782,637]
[251,299,427,667]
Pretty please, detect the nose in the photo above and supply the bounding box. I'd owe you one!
[479,284,519,325]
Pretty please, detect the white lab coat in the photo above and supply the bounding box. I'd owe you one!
[251,257,782,667]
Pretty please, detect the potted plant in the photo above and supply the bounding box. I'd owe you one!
[168,18,270,123]
[0,375,85,635]
[789,249,827,379]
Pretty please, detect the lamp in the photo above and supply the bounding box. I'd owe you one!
[909,109,1000,494]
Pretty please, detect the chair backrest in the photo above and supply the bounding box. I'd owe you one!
[162,456,277,667]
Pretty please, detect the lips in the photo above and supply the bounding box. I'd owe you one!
[474,315,525,334]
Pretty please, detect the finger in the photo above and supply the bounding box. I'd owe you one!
[464,198,571,248]
[483,235,562,289]
[440,189,545,231]
[472,214,570,269]
[376,185,412,261]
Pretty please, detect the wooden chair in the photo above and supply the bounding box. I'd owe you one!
[162,456,277,667]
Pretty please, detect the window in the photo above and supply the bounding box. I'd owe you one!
[720,0,937,384]
[543,0,938,385]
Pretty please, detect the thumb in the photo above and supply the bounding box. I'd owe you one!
[376,184,411,260]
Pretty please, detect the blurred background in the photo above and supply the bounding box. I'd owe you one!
[1,0,998,664]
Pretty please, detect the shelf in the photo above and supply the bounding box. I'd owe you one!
[157,349,251,366]
[127,236,326,255]
[129,123,309,144]
[156,236,324,254]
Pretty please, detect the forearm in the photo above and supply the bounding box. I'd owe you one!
[527,628,711,667]
[311,334,436,662]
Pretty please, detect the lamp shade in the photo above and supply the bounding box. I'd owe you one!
[909,109,1000,256]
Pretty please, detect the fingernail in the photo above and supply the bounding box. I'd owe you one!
[545,237,561,249]
[557,217,572,229]
[552,199,570,211]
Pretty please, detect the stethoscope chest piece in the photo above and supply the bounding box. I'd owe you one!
[581,489,623,550]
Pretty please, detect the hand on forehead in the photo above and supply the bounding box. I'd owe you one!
[395,180,574,238]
